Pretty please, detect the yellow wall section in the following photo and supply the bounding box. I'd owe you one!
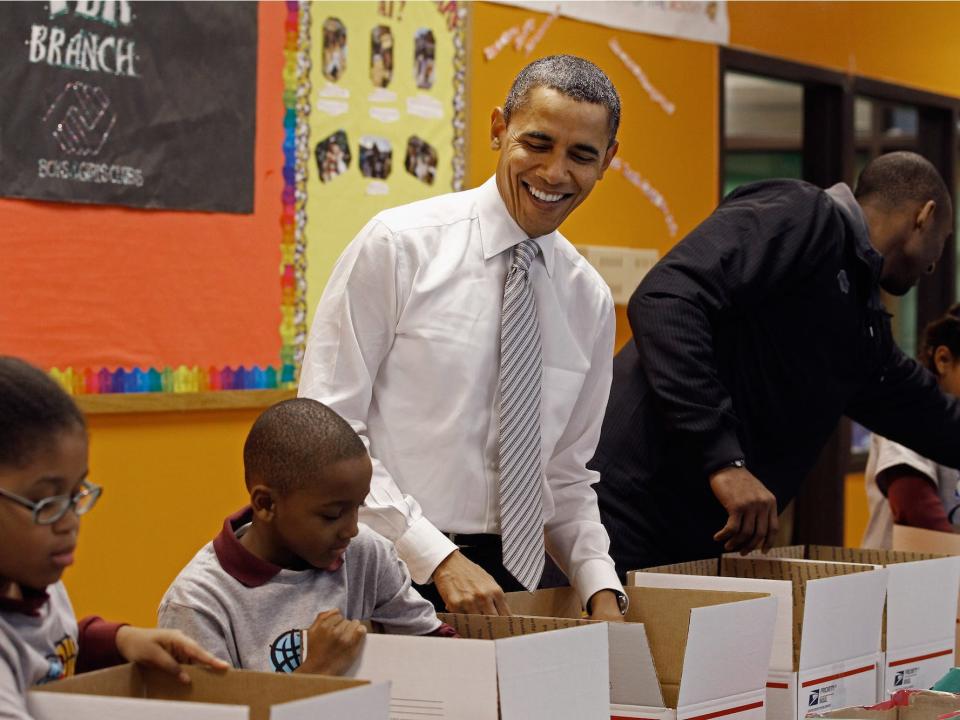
[729,1,960,98]
[64,411,253,627]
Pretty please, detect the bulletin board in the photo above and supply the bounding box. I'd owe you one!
[0,2,288,396]
[295,0,468,338]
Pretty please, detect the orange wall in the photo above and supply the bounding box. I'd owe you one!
[469,2,719,348]
[729,1,960,98]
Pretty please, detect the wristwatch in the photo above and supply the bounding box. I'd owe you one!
[588,589,629,615]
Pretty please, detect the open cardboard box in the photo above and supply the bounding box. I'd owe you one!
[345,615,610,720]
[630,555,888,720]
[761,546,960,698]
[892,525,960,669]
[504,584,778,720]
[810,689,960,720]
[28,663,389,719]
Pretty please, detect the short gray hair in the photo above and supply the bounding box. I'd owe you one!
[503,55,620,146]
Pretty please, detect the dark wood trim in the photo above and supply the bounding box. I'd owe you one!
[854,76,960,113]
[721,46,847,87]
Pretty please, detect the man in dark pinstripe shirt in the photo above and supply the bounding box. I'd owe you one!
[590,152,960,576]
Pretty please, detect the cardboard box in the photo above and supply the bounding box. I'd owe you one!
[345,616,610,720]
[810,689,960,719]
[630,556,889,720]
[892,525,960,669]
[763,546,960,698]
[504,584,778,720]
[28,664,388,719]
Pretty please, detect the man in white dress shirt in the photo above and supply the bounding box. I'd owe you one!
[299,55,626,620]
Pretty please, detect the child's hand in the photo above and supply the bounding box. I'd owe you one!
[298,609,366,676]
[115,626,230,683]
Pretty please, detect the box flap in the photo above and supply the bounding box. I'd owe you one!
[677,595,777,708]
[804,546,947,564]
[28,693,248,720]
[607,621,666,708]
[623,585,766,708]
[722,555,877,669]
[33,663,145,698]
[437,612,591,638]
[884,556,960,653]
[31,666,369,720]
[800,569,887,670]
[631,570,795,672]
[893,525,960,555]
[503,586,583,618]
[270,682,390,719]
[638,558,721,576]
[346,633,499,719]
[494,623,609,720]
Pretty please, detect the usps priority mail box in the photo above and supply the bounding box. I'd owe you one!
[631,555,888,720]
[505,585,777,720]
[764,546,960,699]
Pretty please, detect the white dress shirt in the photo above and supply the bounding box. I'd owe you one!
[299,176,622,607]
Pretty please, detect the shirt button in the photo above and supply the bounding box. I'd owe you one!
[869,326,875,337]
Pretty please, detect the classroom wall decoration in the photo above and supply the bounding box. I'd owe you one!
[0,2,287,397]
[0,1,257,213]
[294,0,467,350]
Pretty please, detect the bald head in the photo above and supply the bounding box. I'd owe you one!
[855,151,952,223]
[243,398,367,495]
[855,152,954,296]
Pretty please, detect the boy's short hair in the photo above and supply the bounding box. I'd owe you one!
[0,356,86,468]
[243,398,367,494]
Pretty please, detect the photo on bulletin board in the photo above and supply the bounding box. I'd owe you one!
[290,1,467,362]
[0,1,258,213]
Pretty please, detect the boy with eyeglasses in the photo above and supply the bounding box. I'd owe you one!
[0,356,228,720]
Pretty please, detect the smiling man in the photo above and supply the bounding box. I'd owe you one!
[299,55,627,620]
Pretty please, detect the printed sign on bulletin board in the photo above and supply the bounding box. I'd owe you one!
[292,1,467,330]
[0,1,257,213]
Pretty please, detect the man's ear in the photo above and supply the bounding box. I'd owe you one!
[490,106,506,149]
[599,139,619,177]
[249,484,277,521]
[916,199,937,229]
[935,344,955,376]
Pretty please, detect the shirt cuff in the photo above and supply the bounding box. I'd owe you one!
[571,558,625,612]
[395,515,458,584]
[700,429,745,478]
[76,616,128,673]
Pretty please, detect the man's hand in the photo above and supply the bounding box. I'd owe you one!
[298,609,367,676]
[587,590,624,623]
[710,466,778,554]
[433,550,511,615]
[115,627,230,684]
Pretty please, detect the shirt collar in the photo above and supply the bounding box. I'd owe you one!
[0,585,49,617]
[825,183,883,274]
[212,507,281,588]
[476,175,556,277]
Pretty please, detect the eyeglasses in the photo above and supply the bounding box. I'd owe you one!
[0,480,102,525]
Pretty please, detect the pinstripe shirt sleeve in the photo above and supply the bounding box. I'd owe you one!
[629,182,836,476]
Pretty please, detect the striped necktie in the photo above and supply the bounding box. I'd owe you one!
[498,239,545,591]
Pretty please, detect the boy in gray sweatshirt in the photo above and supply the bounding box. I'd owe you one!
[158,398,451,675]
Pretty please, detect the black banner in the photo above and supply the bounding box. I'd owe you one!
[0,1,257,213]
